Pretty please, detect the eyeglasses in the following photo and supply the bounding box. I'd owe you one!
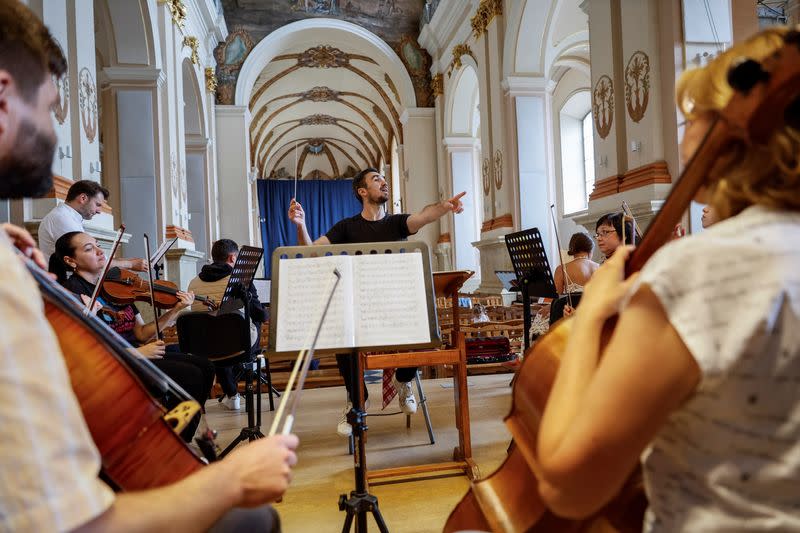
[594,229,616,238]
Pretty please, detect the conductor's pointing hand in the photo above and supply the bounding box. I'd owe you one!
[288,198,306,227]
[445,191,466,214]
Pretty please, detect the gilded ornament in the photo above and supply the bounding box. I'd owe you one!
[592,75,614,140]
[447,43,475,77]
[624,51,650,123]
[158,0,187,30]
[297,45,350,68]
[431,73,444,97]
[204,67,218,93]
[300,114,337,126]
[53,74,69,125]
[183,36,200,65]
[302,86,340,102]
[471,0,503,37]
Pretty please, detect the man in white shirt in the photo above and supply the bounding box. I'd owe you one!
[0,2,297,531]
[38,179,147,271]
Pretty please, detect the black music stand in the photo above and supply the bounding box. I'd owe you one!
[504,228,558,352]
[268,242,440,533]
[149,236,177,281]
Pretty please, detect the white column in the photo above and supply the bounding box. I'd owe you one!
[215,105,255,246]
[444,136,481,277]
[399,108,439,254]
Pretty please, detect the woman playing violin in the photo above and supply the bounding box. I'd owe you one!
[50,231,215,438]
[536,28,800,531]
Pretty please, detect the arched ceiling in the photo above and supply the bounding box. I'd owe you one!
[246,34,412,181]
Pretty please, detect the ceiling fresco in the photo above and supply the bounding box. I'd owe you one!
[221,0,424,46]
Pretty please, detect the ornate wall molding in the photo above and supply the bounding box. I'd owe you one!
[53,74,69,125]
[165,225,194,242]
[204,67,217,93]
[480,213,513,233]
[624,51,650,123]
[493,149,503,190]
[78,68,97,143]
[592,74,614,140]
[158,0,187,30]
[183,36,200,65]
[588,161,671,200]
[482,157,491,196]
[431,73,443,97]
[471,0,503,37]
[447,43,476,77]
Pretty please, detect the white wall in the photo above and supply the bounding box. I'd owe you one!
[450,150,478,272]
[186,152,208,272]
[516,95,551,254]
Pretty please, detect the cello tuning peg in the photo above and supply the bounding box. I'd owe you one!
[727,58,770,94]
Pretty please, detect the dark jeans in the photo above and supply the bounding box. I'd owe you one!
[209,505,280,533]
[157,347,216,441]
[335,353,416,403]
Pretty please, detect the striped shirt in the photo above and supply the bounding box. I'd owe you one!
[626,205,800,532]
[0,231,114,532]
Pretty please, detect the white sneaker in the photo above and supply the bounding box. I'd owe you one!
[395,378,417,415]
[336,399,370,438]
[220,393,241,411]
[337,401,353,437]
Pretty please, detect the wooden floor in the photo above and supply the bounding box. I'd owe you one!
[205,374,514,533]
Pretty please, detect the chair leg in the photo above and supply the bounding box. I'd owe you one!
[265,357,275,411]
[256,358,262,427]
[415,372,435,445]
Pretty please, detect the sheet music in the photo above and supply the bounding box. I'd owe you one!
[253,279,271,304]
[274,256,354,352]
[149,237,178,264]
[353,253,431,347]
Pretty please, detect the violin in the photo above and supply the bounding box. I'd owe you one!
[444,32,800,532]
[102,267,218,310]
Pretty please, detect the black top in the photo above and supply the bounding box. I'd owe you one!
[62,273,140,346]
[325,213,413,244]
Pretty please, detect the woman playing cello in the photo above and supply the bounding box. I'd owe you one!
[536,27,800,531]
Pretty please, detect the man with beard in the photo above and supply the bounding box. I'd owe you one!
[288,167,465,437]
[37,179,146,271]
[0,2,296,531]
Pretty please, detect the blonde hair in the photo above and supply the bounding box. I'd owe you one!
[676,27,800,219]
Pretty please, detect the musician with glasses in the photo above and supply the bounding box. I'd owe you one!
[0,3,296,531]
[594,212,635,260]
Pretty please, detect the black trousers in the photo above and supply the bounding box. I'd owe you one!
[335,354,416,403]
[154,350,215,441]
[209,505,280,533]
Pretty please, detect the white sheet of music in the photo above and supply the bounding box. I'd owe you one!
[274,256,354,352]
[274,252,430,351]
[352,253,431,347]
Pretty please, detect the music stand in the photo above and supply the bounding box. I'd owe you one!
[268,241,440,533]
[504,228,558,352]
[149,236,177,281]
[219,245,263,313]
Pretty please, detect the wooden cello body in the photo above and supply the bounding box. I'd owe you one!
[27,260,205,490]
[445,30,800,533]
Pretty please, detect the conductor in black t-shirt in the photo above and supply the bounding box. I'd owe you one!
[288,167,465,438]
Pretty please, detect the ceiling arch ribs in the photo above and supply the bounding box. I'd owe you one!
[267,137,364,177]
[296,142,339,179]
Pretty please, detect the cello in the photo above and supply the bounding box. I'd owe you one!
[20,253,210,491]
[445,31,800,532]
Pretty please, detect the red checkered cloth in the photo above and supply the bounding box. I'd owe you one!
[381,368,397,409]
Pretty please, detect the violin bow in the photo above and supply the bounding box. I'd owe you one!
[143,233,161,341]
[269,268,342,436]
[85,223,125,316]
[621,200,641,245]
[549,204,573,308]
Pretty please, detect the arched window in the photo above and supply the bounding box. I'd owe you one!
[559,91,593,214]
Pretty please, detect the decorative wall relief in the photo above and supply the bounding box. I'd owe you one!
[493,149,503,190]
[53,73,69,125]
[431,73,443,98]
[624,51,650,123]
[204,67,218,93]
[592,75,614,140]
[482,157,491,196]
[170,152,179,202]
[213,27,255,105]
[78,68,97,143]
[471,0,503,38]
[183,36,200,65]
[447,43,476,77]
[158,0,187,30]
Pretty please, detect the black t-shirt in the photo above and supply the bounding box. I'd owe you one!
[325,213,413,244]
[61,274,140,346]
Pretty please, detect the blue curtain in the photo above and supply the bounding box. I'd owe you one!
[257,179,362,277]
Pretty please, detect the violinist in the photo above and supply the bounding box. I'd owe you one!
[50,231,216,423]
[0,3,296,531]
[594,211,635,260]
[536,27,800,531]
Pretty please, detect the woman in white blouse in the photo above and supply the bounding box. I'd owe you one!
[536,27,800,532]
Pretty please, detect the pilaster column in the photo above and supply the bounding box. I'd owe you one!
[215,105,255,247]
[400,108,439,257]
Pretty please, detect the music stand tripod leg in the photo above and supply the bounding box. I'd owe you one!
[338,349,388,533]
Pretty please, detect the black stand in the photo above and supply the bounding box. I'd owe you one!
[504,228,558,352]
[338,349,389,533]
[218,246,267,457]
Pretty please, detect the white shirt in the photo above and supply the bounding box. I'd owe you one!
[38,202,84,263]
[624,206,800,532]
[0,231,114,532]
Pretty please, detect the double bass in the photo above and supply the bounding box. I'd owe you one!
[445,32,800,532]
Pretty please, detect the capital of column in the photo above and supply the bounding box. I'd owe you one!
[501,76,556,97]
[400,107,436,125]
[99,67,167,89]
[443,136,481,152]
